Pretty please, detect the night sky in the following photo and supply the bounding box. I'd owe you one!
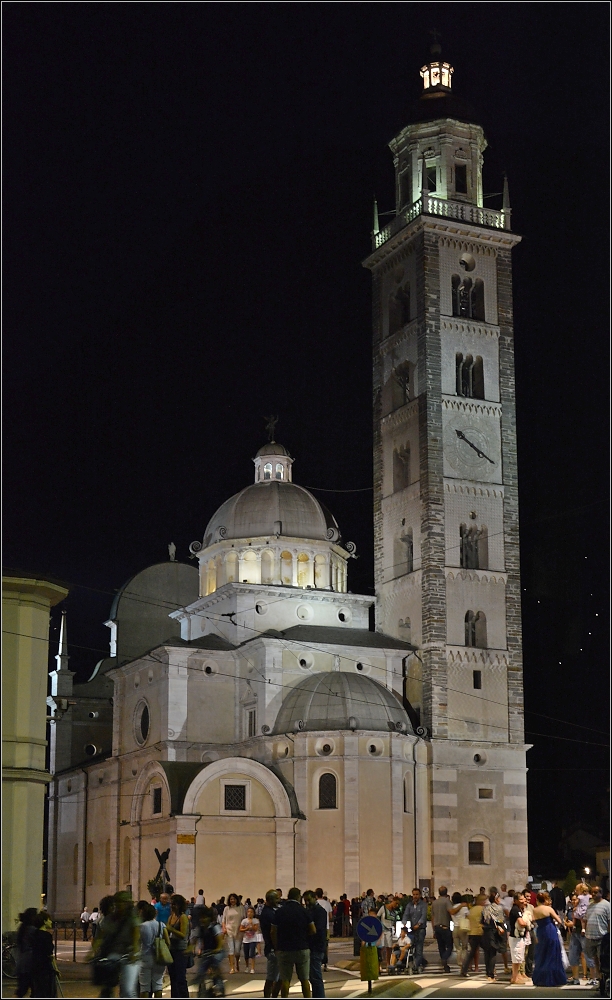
[4,5,609,875]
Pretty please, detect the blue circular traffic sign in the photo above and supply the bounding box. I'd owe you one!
[357,915,383,943]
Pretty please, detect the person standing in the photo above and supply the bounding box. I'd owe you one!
[508,892,531,984]
[154,893,172,926]
[222,893,245,974]
[550,881,566,917]
[90,891,140,998]
[260,889,281,999]
[315,889,332,970]
[431,886,454,974]
[240,907,261,974]
[138,901,171,999]
[270,887,315,999]
[584,889,611,983]
[531,891,566,987]
[376,896,397,973]
[451,892,469,971]
[303,891,327,998]
[195,890,205,907]
[30,911,58,998]
[402,888,428,973]
[480,890,506,983]
[15,908,38,999]
[81,906,91,941]
[566,891,594,984]
[166,894,190,998]
[89,907,100,940]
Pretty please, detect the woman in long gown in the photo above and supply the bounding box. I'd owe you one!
[532,891,567,987]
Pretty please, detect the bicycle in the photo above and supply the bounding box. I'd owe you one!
[2,934,17,979]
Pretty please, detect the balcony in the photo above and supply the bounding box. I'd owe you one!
[373,196,507,250]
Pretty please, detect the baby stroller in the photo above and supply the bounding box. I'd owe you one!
[598,932,609,998]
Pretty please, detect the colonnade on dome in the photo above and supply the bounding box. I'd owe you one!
[198,539,349,597]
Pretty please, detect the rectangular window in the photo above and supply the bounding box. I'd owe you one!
[469,840,485,864]
[399,169,412,208]
[455,163,467,193]
[247,709,256,738]
[473,670,482,690]
[152,787,162,814]
[427,165,437,192]
[224,784,246,811]
[478,788,494,799]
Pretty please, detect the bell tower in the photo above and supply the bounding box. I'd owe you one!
[364,46,529,888]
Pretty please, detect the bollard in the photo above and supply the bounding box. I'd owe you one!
[360,942,379,993]
[73,920,77,962]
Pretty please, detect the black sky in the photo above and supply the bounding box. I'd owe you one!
[4,4,609,873]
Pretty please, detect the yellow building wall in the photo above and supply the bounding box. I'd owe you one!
[2,573,68,930]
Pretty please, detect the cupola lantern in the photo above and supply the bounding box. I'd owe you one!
[420,40,453,94]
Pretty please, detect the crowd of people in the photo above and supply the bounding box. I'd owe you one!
[10,878,610,998]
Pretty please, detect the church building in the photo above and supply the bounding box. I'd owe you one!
[46,48,529,915]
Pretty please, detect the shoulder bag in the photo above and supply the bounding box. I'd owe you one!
[154,921,173,965]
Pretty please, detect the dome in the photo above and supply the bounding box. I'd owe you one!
[203,481,340,545]
[272,672,412,734]
[256,441,291,458]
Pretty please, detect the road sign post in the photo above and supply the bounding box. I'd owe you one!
[357,916,382,994]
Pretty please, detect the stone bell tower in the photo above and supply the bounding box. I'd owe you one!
[363,44,529,888]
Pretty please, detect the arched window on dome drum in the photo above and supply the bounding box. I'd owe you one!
[318,772,337,809]
[275,463,284,480]
[206,560,216,595]
[263,463,272,480]
[281,551,293,586]
[261,549,274,585]
[241,550,259,585]
[314,554,328,589]
[297,553,311,588]
[226,551,238,584]
[215,554,225,588]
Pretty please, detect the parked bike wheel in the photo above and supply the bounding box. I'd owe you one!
[2,945,17,979]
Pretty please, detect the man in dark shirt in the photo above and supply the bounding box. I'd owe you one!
[431,886,454,973]
[260,890,282,999]
[550,882,566,916]
[271,887,316,998]
[304,891,327,998]
[402,888,428,973]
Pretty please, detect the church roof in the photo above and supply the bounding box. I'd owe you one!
[255,625,415,650]
[272,671,413,735]
[203,480,339,545]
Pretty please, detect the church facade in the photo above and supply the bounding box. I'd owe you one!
[47,50,528,916]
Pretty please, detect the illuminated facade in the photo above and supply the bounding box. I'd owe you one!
[46,50,528,914]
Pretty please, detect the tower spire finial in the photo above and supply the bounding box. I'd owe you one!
[55,609,70,672]
[372,196,379,236]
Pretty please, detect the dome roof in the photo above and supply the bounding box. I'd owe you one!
[255,441,291,458]
[272,671,412,734]
[203,481,340,545]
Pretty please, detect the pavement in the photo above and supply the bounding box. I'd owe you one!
[2,935,603,999]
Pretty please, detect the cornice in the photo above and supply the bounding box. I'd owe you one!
[446,645,509,667]
[444,481,504,499]
[378,569,423,594]
[440,317,500,340]
[364,215,521,271]
[444,567,507,585]
[379,318,421,356]
[381,398,419,431]
[442,396,501,417]
[381,482,420,507]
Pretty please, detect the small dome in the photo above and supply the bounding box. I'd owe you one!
[272,672,412,734]
[203,481,339,545]
[255,441,291,458]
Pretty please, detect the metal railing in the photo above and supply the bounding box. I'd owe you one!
[373,196,507,249]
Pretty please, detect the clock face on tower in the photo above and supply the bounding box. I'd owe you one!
[445,417,500,479]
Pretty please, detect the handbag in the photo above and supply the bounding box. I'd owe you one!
[154,921,173,965]
[459,914,471,932]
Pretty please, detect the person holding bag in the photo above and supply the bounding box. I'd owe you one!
[166,894,190,998]
[480,889,507,983]
[138,902,171,999]
[89,891,140,998]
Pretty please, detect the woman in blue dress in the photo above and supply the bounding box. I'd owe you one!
[532,891,567,987]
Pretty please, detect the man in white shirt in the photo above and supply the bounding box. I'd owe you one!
[195,889,205,906]
[501,889,515,917]
[80,906,90,941]
[315,889,332,971]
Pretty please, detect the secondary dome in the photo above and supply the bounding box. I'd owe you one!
[272,672,412,734]
[203,481,340,545]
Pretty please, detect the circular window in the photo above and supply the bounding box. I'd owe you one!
[367,739,384,757]
[473,752,487,765]
[296,604,313,621]
[297,651,314,670]
[203,661,218,676]
[255,601,268,615]
[356,662,363,671]
[84,744,98,757]
[134,701,150,746]
[337,607,352,624]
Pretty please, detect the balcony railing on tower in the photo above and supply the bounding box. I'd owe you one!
[373,195,508,250]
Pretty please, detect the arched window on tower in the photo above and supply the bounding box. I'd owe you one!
[456,354,484,400]
[389,284,411,335]
[472,279,485,321]
[452,275,485,321]
[465,611,476,647]
[318,772,337,809]
[275,463,284,480]
[393,444,410,492]
[399,617,412,642]
[460,524,488,570]
[263,463,272,480]
[392,361,412,409]
[475,611,487,649]
[393,529,413,578]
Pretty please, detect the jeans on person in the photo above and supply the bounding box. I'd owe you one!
[481,931,498,978]
[168,950,189,998]
[434,925,453,965]
[309,949,325,998]
[461,935,482,975]
[411,927,426,970]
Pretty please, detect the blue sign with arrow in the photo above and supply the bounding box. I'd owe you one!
[356,915,383,943]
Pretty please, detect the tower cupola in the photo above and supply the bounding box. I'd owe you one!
[420,40,453,96]
[253,440,294,483]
